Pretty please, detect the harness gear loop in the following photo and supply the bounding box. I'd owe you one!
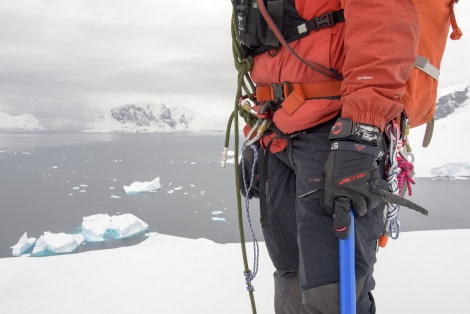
[379,121,419,248]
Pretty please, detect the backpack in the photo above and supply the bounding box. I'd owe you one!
[403,0,462,146]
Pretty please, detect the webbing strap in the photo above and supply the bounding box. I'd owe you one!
[414,55,440,81]
[256,81,342,114]
[256,0,342,80]
[298,10,345,35]
[265,0,283,47]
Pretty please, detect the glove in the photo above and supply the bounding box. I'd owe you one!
[322,118,386,239]
[239,143,260,199]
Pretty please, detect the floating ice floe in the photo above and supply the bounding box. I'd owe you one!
[11,232,36,256]
[211,217,226,222]
[123,176,162,195]
[32,232,85,256]
[11,213,149,257]
[81,213,149,242]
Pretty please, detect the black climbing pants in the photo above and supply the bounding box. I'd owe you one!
[261,120,384,313]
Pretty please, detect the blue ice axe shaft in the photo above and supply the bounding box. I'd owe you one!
[339,209,356,314]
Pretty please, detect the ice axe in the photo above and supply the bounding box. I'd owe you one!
[339,209,356,314]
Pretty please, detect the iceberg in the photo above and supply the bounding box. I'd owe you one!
[11,213,150,256]
[32,232,85,256]
[110,213,149,239]
[11,232,36,256]
[81,214,114,242]
[123,176,162,195]
[81,213,149,242]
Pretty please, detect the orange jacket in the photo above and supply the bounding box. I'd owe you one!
[250,0,420,135]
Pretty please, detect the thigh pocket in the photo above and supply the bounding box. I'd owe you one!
[297,172,323,200]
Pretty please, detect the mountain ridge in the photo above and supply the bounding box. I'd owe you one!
[1,85,469,132]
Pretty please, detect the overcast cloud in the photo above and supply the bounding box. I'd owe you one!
[0,0,235,129]
[0,1,469,130]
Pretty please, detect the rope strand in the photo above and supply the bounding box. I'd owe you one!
[241,144,261,290]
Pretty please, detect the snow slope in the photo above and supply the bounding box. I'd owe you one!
[0,230,468,313]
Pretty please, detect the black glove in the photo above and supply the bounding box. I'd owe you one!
[239,143,260,199]
[322,118,386,239]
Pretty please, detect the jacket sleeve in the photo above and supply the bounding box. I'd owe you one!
[340,0,420,131]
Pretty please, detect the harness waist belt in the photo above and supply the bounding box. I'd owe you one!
[256,81,342,115]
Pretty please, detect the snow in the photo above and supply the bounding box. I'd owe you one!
[0,230,468,313]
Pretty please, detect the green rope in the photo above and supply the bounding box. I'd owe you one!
[222,7,257,314]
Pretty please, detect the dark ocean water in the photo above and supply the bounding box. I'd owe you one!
[1,132,469,258]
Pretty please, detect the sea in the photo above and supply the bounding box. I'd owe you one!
[1,132,469,258]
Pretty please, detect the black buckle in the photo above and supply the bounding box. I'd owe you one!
[313,12,335,30]
[272,84,283,103]
[271,82,292,103]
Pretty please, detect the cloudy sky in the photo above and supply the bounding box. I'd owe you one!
[0,1,469,130]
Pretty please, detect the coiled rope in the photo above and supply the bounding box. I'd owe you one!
[220,8,258,314]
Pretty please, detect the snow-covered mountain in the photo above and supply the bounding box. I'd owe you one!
[435,85,469,120]
[84,103,193,133]
[0,112,44,131]
[2,85,469,133]
[410,84,470,178]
